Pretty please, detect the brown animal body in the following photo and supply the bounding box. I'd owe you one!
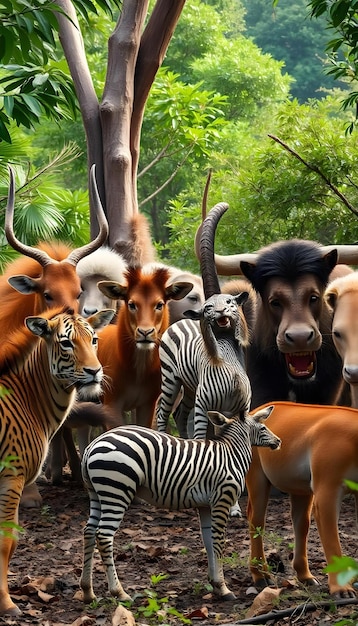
[97,266,193,428]
[325,272,358,407]
[246,401,358,597]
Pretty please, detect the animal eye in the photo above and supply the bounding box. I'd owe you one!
[310,294,320,304]
[269,299,281,309]
[92,336,98,347]
[156,301,164,311]
[44,292,53,302]
[60,339,73,350]
[188,295,199,304]
[333,329,342,340]
[128,301,136,311]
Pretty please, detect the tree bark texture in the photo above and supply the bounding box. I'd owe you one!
[55,0,187,249]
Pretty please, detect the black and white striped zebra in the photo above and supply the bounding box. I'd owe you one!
[156,292,252,440]
[80,405,280,604]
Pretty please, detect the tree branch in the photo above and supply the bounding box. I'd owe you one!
[268,133,358,217]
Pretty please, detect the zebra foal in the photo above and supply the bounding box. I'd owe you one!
[0,306,114,616]
[80,406,281,603]
[156,291,252,440]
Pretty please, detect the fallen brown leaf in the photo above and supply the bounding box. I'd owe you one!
[246,586,284,617]
[111,603,136,626]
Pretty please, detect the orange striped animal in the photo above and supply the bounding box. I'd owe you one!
[246,401,358,597]
[97,267,193,428]
[0,306,114,616]
[0,166,108,504]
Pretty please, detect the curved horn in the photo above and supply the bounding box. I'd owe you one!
[200,202,229,298]
[320,244,358,265]
[66,164,109,265]
[5,166,54,266]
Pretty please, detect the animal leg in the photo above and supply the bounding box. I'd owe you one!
[313,484,355,597]
[156,378,182,433]
[20,482,42,509]
[89,489,133,602]
[290,493,316,585]
[246,455,273,587]
[0,475,24,615]
[62,426,82,482]
[80,486,101,603]
[198,505,235,600]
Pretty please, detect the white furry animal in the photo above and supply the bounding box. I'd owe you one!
[76,247,127,318]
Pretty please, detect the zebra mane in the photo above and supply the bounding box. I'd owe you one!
[0,306,64,376]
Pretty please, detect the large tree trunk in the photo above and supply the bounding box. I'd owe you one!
[55,0,187,250]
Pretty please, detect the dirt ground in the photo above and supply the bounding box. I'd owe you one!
[2,477,358,626]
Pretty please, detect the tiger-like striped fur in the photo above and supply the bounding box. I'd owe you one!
[0,307,114,616]
[80,405,280,603]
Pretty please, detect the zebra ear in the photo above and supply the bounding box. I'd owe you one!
[250,405,274,423]
[207,410,234,428]
[234,291,249,307]
[25,316,51,337]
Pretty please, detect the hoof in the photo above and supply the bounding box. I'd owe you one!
[0,604,21,616]
[229,502,242,518]
[221,591,236,601]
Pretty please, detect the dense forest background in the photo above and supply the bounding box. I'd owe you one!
[1,0,358,272]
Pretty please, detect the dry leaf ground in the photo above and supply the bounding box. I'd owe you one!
[1,477,358,626]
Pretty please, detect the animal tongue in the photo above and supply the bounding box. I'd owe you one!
[217,316,230,327]
[285,352,315,378]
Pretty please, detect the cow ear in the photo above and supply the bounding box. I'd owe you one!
[97,280,127,301]
[8,275,39,295]
[183,308,202,320]
[325,287,337,310]
[240,261,256,284]
[322,248,338,274]
[166,281,193,301]
[234,291,249,307]
[87,309,116,329]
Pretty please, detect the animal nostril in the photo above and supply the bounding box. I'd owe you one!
[83,307,98,317]
[83,367,101,378]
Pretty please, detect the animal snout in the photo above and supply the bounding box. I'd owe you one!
[137,327,155,342]
[343,364,358,384]
[282,326,320,350]
[83,366,103,383]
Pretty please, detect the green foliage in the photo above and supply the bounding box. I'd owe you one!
[134,573,191,624]
[308,0,358,130]
[243,0,339,103]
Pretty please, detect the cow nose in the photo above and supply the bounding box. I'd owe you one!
[285,328,315,347]
[138,328,154,340]
[82,306,98,317]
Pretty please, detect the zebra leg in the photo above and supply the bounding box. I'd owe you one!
[80,487,101,603]
[197,506,235,600]
[0,475,24,615]
[95,500,132,601]
[156,377,182,432]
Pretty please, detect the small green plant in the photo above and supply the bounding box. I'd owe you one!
[136,573,191,624]
[40,504,55,522]
[191,579,213,596]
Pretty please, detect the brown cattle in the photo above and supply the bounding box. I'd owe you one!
[246,401,358,597]
[97,266,193,427]
[196,204,358,407]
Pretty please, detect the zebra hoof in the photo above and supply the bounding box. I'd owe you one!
[221,591,236,601]
[229,502,242,518]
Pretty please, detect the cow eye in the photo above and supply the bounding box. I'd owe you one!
[270,299,281,309]
[128,301,136,311]
[310,294,319,304]
[44,292,53,302]
[156,301,164,311]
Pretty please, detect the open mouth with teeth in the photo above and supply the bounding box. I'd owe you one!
[216,316,230,328]
[285,352,316,379]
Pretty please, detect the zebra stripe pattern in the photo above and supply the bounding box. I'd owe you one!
[156,304,252,439]
[80,406,280,603]
[0,307,114,616]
